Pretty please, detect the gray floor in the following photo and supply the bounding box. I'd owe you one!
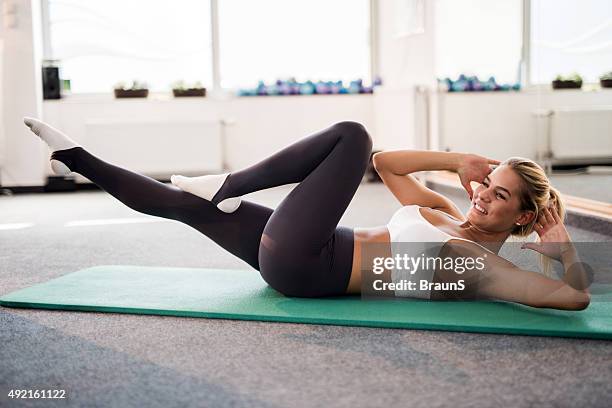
[549,172,612,204]
[1,183,611,408]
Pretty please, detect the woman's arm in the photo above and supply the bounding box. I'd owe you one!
[439,240,590,310]
[513,206,592,308]
[373,150,464,175]
[478,249,590,310]
[452,206,591,310]
[372,150,498,219]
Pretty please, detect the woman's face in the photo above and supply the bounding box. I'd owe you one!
[466,165,533,232]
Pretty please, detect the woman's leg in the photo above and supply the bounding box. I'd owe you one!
[56,121,372,297]
[249,121,373,296]
[175,122,372,207]
[50,147,272,271]
[26,118,371,295]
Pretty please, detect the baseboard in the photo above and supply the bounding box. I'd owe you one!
[44,176,77,192]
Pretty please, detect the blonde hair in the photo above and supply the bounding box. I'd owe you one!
[501,157,566,277]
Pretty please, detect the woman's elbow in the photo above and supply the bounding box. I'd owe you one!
[560,291,591,311]
[569,291,591,310]
[372,152,385,172]
[534,289,591,311]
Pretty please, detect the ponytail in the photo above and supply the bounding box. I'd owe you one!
[538,187,566,277]
[501,158,567,277]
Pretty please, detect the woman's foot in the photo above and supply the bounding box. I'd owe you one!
[171,173,242,213]
[23,117,80,175]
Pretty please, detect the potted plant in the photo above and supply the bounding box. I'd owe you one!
[600,71,612,88]
[552,73,583,90]
[172,80,206,97]
[114,80,149,98]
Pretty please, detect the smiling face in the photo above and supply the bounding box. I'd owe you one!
[466,165,536,233]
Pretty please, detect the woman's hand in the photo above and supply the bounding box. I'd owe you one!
[457,154,500,199]
[521,206,573,261]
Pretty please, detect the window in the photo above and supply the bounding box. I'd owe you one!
[530,0,612,84]
[217,0,371,88]
[47,0,212,93]
[434,0,523,84]
[46,0,372,93]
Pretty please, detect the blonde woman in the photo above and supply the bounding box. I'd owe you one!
[24,118,590,310]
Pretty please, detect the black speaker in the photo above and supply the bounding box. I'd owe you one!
[42,66,61,100]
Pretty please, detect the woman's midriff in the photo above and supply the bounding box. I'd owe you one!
[346,226,393,294]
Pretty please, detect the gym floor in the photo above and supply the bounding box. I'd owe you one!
[549,172,612,204]
[1,182,611,408]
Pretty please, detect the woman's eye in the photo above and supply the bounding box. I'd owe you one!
[496,193,505,200]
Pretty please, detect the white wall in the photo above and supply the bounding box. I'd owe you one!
[436,89,612,161]
[0,39,4,176]
[0,0,46,187]
[0,0,438,188]
[373,0,437,151]
[377,0,436,89]
[0,0,380,188]
[7,0,610,188]
[41,94,376,182]
[221,94,375,169]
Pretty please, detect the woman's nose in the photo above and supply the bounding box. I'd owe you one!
[477,186,493,202]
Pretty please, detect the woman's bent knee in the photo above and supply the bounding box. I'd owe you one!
[333,121,372,155]
[334,121,370,140]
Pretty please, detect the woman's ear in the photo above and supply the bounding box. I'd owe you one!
[516,210,536,226]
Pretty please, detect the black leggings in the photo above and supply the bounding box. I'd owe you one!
[51,121,372,297]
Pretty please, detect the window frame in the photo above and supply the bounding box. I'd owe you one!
[522,0,531,86]
[524,0,612,87]
[44,0,607,93]
[40,0,378,95]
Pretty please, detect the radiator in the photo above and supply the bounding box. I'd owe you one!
[80,120,224,180]
[540,107,612,165]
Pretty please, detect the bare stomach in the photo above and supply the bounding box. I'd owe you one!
[346,226,392,294]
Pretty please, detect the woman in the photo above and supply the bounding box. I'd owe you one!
[23,118,590,310]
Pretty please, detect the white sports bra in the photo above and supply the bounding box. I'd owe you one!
[387,205,477,245]
[386,205,493,299]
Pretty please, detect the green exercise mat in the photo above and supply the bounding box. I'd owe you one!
[1,265,611,339]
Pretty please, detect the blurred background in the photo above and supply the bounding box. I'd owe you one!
[0,0,611,207]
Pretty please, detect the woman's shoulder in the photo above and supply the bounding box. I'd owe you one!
[421,205,466,223]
